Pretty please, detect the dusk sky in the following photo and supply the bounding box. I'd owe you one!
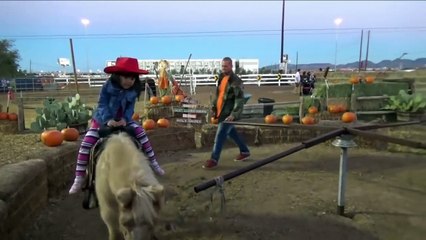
[1,1,425,72]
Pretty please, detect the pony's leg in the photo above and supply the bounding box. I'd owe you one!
[129,122,165,176]
[69,128,100,194]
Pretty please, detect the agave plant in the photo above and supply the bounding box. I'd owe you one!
[384,90,426,113]
[30,93,93,132]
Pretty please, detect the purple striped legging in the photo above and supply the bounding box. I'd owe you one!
[74,122,156,177]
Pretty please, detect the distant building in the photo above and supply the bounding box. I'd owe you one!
[106,58,259,74]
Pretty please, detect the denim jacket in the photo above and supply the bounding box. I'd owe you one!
[93,79,137,125]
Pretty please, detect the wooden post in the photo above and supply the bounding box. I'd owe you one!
[350,93,357,112]
[298,96,304,123]
[69,38,80,94]
[17,92,25,132]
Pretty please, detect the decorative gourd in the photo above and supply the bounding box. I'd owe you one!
[264,114,277,124]
[161,96,172,105]
[143,119,156,130]
[8,113,18,121]
[175,95,185,102]
[157,118,170,128]
[301,116,315,125]
[282,114,293,125]
[0,112,7,120]
[308,106,318,114]
[61,128,79,141]
[150,96,159,105]
[341,112,357,123]
[41,130,64,147]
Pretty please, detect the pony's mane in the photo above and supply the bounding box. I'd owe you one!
[101,132,161,226]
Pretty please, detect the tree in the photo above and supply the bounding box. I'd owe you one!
[0,39,20,78]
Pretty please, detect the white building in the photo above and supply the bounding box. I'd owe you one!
[106,58,259,74]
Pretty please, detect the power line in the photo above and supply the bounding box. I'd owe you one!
[2,26,426,39]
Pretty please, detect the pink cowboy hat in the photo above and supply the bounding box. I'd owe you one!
[104,57,149,74]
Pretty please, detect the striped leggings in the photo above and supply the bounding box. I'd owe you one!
[75,122,156,177]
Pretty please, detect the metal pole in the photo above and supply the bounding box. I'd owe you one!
[337,147,348,216]
[295,51,298,72]
[69,38,80,94]
[364,30,370,71]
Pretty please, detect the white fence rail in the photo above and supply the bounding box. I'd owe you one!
[53,74,296,89]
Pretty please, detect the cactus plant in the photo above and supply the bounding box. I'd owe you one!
[30,93,93,132]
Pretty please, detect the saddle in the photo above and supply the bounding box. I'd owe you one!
[82,124,141,210]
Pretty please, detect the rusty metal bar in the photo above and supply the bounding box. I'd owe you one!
[229,121,340,131]
[194,128,346,193]
[347,128,426,149]
[354,120,424,131]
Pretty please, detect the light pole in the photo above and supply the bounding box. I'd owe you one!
[398,52,407,70]
[334,18,343,72]
[81,18,90,74]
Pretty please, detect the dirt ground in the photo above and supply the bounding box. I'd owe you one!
[23,143,426,240]
[2,84,426,239]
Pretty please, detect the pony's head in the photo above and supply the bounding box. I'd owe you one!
[116,180,164,240]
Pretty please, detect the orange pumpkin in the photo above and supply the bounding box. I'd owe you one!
[211,117,219,124]
[61,128,80,141]
[175,95,185,102]
[8,113,18,121]
[328,105,340,113]
[301,116,315,125]
[282,114,293,125]
[350,76,360,84]
[161,96,172,105]
[143,119,156,130]
[365,76,375,84]
[337,104,347,113]
[157,118,170,128]
[132,113,140,121]
[41,130,63,147]
[0,112,7,120]
[308,106,318,114]
[341,112,357,123]
[150,96,159,105]
[264,114,277,124]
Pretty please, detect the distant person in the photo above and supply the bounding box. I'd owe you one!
[203,57,250,169]
[294,69,301,93]
[68,57,165,194]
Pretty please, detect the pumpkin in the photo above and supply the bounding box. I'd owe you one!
[143,119,156,130]
[301,116,315,125]
[150,96,159,105]
[308,106,318,114]
[8,113,18,121]
[61,128,80,141]
[365,76,375,84]
[157,118,170,128]
[0,112,7,120]
[132,113,140,121]
[175,95,185,102]
[161,96,172,105]
[282,114,293,125]
[328,105,340,113]
[350,76,360,84]
[337,104,347,113]
[341,112,357,123]
[211,117,218,124]
[41,130,64,147]
[264,114,277,124]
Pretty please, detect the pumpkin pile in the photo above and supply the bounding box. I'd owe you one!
[0,112,18,121]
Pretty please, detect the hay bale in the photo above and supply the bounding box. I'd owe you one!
[0,120,18,134]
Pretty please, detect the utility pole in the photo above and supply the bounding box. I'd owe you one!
[279,0,286,73]
[364,30,370,71]
[358,30,363,72]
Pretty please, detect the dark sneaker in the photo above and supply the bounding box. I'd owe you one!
[202,159,218,169]
[234,153,250,162]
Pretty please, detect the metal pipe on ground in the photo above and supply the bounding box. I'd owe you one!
[194,128,346,193]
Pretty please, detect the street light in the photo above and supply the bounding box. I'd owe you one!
[398,52,408,70]
[81,18,90,74]
[334,18,343,72]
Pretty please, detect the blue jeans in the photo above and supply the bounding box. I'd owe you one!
[211,122,250,162]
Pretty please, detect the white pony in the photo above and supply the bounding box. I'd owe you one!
[95,132,165,240]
